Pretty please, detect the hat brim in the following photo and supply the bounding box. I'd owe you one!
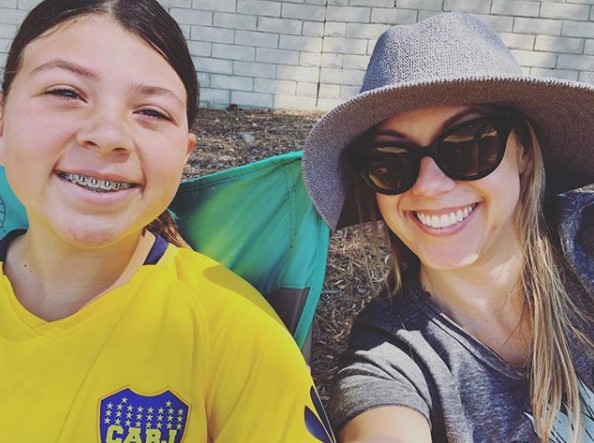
[303,75,594,230]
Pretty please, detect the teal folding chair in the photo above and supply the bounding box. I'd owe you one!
[0,152,330,356]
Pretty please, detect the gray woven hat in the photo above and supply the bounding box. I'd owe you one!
[303,11,594,231]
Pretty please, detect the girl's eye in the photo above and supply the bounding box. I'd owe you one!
[46,88,82,101]
[138,108,172,121]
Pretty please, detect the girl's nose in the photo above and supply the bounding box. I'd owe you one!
[409,156,456,196]
[76,108,134,155]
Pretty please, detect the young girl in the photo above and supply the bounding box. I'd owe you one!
[303,12,594,443]
[0,1,334,441]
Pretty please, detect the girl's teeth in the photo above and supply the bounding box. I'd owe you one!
[60,173,133,192]
[416,205,476,229]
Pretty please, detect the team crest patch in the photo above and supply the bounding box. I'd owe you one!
[99,388,190,443]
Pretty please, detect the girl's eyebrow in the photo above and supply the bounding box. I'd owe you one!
[30,58,98,80]
[131,83,185,107]
[29,59,185,107]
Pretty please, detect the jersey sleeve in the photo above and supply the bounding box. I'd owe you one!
[327,299,433,434]
[199,261,335,443]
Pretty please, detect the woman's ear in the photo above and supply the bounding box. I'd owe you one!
[513,131,528,175]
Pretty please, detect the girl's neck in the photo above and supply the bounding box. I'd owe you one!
[3,228,156,321]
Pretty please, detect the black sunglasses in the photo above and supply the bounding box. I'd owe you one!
[350,111,513,195]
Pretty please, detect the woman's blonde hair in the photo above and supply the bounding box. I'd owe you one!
[353,109,594,443]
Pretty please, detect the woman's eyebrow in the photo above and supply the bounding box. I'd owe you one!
[29,58,98,79]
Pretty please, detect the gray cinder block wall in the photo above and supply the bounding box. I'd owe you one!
[1,0,593,111]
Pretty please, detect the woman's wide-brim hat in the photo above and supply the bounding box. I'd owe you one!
[302,11,594,231]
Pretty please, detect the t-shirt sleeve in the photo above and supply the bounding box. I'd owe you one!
[201,264,335,443]
[327,299,433,434]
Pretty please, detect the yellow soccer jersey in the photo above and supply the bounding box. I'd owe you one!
[0,234,335,443]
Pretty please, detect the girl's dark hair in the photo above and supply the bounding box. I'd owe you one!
[2,0,199,247]
[2,0,199,125]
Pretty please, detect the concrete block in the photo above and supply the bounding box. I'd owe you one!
[320,67,365,85]
[213,12,257,30]
[530,67,579,80]
[200,87,231,107]
[256,47,300,65]
[318,84,341,99]
[211,74,254,91]
[281,3,326,21]
[234,61,277,78]
[235,30,279,48]
[297,81,318,97]
[195,56,234,74]
[349,0,393,6]
[0,8,24,24]
[472,13,514,32]
[578,71,594,84]
[317,97,344,110]
[212,43,256,61]
[279,34,322,52]
[274,94,317,110]
[443,0,492,13]
[231,90,274,108]
[237,0,281,17]
[343,54,370,70]
[254,78,297,94]
[562,20,594,37]
[303,21,325,37]
[535,35,584,53]
[192,0,235,12]
[346,22,389,39]
[170,8,213,26]
[324,22,347,37]
[0,23,16,39]
[323,37,368,54]
[258,17,302,35]
[557,53,594,70]
[276,65,320,82]
[500,32,535,50]
[511,49,558,67]
[190,25,234,43]
[540,2,590,19]
[300,51,323,67]
[513,17,562,34]
[341,85,361,98]
[397,0,442,10]
[160,0,192,7]
[187,40,212,57]
[0,0,17,7]
[585,39,594,54]
[370,7,418,24]
[326,6,371,22]
[491,0,540,17]
[321,53,344,68]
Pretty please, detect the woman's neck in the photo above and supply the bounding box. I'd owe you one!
[3,228,156,321]
[419,247,532,368]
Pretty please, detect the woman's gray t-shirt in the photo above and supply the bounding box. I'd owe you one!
[328,191,594,443]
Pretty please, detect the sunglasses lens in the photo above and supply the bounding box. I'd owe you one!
[439,119,503,178]
[364,148,419,194]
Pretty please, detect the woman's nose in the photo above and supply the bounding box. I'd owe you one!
[76,107,134,155]
[410,156,456,196]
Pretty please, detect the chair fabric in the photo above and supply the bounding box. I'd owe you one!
[0,152,330,350]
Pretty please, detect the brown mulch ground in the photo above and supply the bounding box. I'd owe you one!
[188,108,387,406]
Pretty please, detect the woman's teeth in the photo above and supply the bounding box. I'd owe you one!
[416,204,476,229]
[59,172,133,192]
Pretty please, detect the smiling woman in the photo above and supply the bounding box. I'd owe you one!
[0,1,332,442]
[303,11,594,443]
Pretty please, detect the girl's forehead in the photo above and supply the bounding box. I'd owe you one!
[16,14,186,101]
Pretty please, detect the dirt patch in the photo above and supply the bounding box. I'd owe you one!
[189,107,385,405]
